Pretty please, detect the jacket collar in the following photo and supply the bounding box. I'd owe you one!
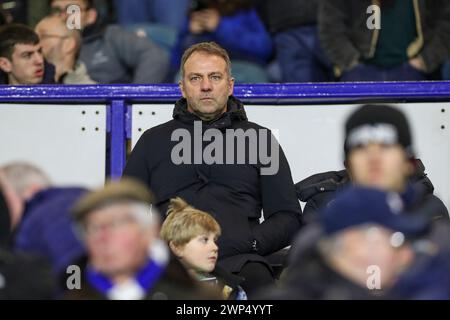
[82,18,108,43]
[173,95,248,129]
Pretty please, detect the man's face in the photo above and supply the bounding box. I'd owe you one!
[35,18,67,65]
[348,143,413,192]
[180,51,234,121]
[84,204,152,278]
[0,43,44,85]
[337,225,412,289]
[50,0,95,29]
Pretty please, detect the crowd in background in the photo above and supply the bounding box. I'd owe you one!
[0,0,450,84]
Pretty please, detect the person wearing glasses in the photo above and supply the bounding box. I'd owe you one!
[35,15,95,84]
[48,0,169,84]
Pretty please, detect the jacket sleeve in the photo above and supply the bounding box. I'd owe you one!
[252,136,303,256]
[122,132,151,186]
[214,10,273,63]
[420,0,450,73]
[107,26,170,84]
[318,0,361,74]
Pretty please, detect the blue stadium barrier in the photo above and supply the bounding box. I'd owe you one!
[1,81,450,181]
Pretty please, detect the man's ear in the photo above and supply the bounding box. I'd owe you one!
[21,184,44,202]
[228,76,235,96]
[0,57,12,73]
[179,80,186,98]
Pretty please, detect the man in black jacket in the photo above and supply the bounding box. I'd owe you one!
[123,42,303,296]
[296,104,449,224]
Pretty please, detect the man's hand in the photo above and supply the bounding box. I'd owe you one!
[189,11,206,34]
[189,9,221,34]
[409,56,427,72]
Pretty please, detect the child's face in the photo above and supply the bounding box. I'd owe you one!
[176,232,219,273]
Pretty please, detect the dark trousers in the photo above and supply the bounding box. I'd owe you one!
[341,61,427,82]
[237,261,275,298]
[274,25,333,83]
[113,0,190,30]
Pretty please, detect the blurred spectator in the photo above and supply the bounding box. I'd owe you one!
[49,0,169,84]
[113,0,190,30]
[296,104,449,224]
[262,186,450,299]
[0,162,87,277]
[0,23,55,84]
[66,179,217,300]
[255,0,333,82]
[0,172,55,299]
[319,0,450,81]
[171,0,273,83]
[161,197,247,300]
[36,15,95,84]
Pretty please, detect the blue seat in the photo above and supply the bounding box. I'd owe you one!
[232,61,270,83]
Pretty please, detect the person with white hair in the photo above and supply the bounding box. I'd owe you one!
[65,178,217,300]
[0,162,87,278]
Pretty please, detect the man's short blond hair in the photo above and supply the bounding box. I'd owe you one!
[160,197,221,247]
[180,42,232,79]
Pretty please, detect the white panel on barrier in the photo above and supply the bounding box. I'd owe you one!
[0,104,106,188]
[131,103,450,209]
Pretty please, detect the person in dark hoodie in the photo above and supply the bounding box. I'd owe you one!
[0,23,55,84]
[123,42,302,296]
[296,104,449,224]
[49,0,169,84]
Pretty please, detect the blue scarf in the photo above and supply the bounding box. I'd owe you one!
[86,259,165,297]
